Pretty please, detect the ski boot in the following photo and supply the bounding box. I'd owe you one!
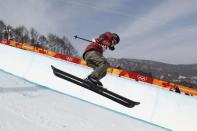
[84,75,103,87]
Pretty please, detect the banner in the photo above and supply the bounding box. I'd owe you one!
[0,40,196,96]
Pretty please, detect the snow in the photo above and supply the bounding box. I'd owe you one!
[0,70,167,131]
[1,43,196,131]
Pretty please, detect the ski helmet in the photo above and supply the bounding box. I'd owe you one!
[112,33,120,43]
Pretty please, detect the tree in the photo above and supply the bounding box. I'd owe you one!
[14,26,29,42]
[0,20,79,58]
[62,36,78,57]
[0,20,6,39]
[47,33,59,52]
[30,28,38,45]
[38,35,48,49]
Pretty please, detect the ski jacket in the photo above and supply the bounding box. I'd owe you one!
[83,32,118,59]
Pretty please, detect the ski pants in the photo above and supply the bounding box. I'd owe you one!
[84,50,110,80]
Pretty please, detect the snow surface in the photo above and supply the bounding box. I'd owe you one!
[1,43,197,131]
[0,70,167,131]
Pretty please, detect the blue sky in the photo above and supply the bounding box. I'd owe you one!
[0,0,197,64]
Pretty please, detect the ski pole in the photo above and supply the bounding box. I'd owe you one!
[74,35,93,42]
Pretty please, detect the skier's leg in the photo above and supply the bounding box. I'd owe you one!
[92,58,109,80]
[84,51,110,85]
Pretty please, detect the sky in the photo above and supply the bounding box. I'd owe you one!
[0,0,197,64]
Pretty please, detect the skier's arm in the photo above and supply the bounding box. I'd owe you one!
[95,32,117,50]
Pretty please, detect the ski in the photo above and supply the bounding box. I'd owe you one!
[51,65,140,108]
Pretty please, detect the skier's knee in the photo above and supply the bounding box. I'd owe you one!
[102,61,110,70]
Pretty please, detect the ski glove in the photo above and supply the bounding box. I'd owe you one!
[109,46,115,51]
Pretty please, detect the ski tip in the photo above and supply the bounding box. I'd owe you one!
[135,102,140,105]
[51,65,55,69]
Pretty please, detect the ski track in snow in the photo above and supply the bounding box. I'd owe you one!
[0,70,166,131]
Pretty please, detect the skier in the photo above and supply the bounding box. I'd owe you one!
[83,32,120,86]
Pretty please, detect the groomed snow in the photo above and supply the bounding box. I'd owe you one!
[2,44,196,131]
[0,70,168,131]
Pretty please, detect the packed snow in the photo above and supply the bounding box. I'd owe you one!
[0,70,167,131]
[1,43,197,131]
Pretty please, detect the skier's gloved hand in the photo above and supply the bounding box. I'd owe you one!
[92,38,96,42]
[109,46,115,51]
